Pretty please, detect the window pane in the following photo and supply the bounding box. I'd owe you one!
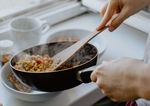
[0,0,76,21]
[0,0,44,17]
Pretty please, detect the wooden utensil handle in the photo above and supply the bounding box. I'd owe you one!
[53,27,107,70]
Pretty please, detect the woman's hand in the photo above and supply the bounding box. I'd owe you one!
[97,0,150,31]
[91,57,149,102]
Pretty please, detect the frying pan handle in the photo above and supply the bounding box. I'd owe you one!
[78,70,93,83]
[77,66,97,83]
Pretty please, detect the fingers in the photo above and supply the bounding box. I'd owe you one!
[97,2,115,31]
[90,62,106,82]
[90,68,98,82]
[90,62,119,102]
[97,0,131,32]
[95,76,118,102]
[109,7,130,31]
[90,61,108,82]
[100,3,107,17]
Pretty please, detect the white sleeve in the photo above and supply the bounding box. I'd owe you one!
[136,99,150,106]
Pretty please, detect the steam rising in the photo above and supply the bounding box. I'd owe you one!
[13,35,97,71]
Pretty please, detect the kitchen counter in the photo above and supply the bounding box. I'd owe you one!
[0,12,148,106]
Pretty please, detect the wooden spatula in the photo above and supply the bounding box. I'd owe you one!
[51,14,118,71]
[51,27,106,71]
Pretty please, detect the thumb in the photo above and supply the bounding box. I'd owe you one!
[109,7,130,31]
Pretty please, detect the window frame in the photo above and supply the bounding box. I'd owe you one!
[0,1,87,34]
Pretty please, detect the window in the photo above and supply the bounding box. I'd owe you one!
[0,0,87,32]
[0,0,43,18]
[0,0,78,25]
[82,0,106,12]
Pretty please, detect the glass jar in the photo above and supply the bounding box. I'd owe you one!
[0,40,14,66]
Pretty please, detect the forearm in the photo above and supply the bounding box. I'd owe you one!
[137,64,150,100]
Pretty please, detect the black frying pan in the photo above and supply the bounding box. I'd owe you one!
[10,41,98,92]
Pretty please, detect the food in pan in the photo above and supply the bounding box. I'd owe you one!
[13,54,80,72]
[14,54,56,72]
[13,42,97,73]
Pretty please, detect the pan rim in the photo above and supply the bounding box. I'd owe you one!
[10,41,98,74]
